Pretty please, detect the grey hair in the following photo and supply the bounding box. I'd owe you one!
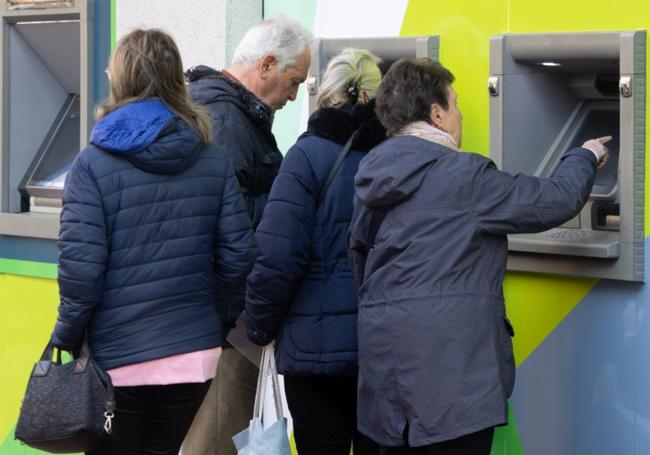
[232,15,314,70]
[316,48,382,108]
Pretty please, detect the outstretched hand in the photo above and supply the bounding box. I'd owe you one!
[582,136,611,169]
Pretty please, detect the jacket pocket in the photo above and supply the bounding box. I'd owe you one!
[500,315,516,398]
[503,315,515,337]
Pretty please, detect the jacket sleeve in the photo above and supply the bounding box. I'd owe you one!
[214,161,258,333]
[213,109,267,228]
[474,147,598,235]
[245,145,317,346]
[348,194,373,287]
[51,154,108,351]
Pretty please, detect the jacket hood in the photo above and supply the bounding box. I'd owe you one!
[305,100,386,152]
[356,135,454,208]
[90,98,203,175]
[186,65,274,132]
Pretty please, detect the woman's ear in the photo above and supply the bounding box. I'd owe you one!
[429,103,444,130]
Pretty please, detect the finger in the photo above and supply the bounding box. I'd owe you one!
[598,154,609,169]
[597,136,613,144]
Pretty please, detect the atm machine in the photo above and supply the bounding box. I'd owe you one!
[306,36,439,113]
[489,31,646,282]
[0,0,95,238]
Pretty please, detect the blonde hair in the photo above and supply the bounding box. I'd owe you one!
[97,29,213,143]
[316,48,382,108]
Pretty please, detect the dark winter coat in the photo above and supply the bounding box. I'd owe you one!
[348,136,598,446]
[245,102,386,375]
[187,66,282,228]
[51,99,257,370]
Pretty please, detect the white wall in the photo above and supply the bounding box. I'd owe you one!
[115,0,262,71]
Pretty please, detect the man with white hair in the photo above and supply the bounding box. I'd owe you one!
[182,16,313,455]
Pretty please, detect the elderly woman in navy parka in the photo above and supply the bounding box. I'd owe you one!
[51,29,256,455]
[348,58,611,454]
[245,49,385,455]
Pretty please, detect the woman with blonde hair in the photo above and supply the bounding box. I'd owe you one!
[245,48,385,455]
[51,29,256,454]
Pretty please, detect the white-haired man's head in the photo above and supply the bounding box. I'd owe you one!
[229,16,314,111]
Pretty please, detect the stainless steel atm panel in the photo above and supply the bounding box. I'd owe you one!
[0,0,93,238]
[306,36,439,114]
[489,31,645,282]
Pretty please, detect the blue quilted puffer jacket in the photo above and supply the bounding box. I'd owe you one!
[51,99,257,370]
[245,101,386,375]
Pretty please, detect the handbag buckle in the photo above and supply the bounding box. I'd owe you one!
[103,411,114,434]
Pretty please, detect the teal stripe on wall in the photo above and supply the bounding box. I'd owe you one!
[0,259,56,280]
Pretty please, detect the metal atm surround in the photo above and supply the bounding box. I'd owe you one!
[489,31,646,282]
[19,93,80,213]
[306,36,439,114]
[0,0,92,239]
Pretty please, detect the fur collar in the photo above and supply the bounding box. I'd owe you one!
[306,101,386,152]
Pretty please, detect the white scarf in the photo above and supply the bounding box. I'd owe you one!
[396,121,459,151]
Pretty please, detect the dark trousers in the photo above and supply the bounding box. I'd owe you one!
[379,427,495,455]
[88,381,210,455]
[284,374,380,455]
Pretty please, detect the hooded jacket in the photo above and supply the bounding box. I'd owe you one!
[51,99,257,370]
[245,102,386,375]
[348,135,598,446]
[187,67,282,228]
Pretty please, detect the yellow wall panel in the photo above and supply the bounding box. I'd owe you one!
[503,272,597,365]
[0,274,58,444]
[401,0,509,157]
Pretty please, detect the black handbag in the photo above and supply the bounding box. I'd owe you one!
[15,339,115,453]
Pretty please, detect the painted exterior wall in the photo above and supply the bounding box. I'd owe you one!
[0,1,648,454]
[115,0,262,73]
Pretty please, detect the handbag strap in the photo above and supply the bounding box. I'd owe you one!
[252,346,284,422]
[317,130,359,206]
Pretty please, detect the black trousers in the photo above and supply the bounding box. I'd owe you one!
[379,427,495,455]
[284,374,380,455]
[88,381,210,455]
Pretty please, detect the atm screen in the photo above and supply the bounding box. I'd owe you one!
[28,96,79,190]
[569,109,619,197]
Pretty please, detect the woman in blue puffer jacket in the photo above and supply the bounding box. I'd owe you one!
[245,48,386,455]
[50,29,256,455]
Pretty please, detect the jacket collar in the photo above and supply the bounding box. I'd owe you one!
[186,65,274,132]
[305,100,386,152]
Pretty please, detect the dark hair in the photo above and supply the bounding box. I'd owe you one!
[376,58,455,135]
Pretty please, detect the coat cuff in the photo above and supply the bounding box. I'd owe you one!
[245,318,273,346]
[562,147,598,166]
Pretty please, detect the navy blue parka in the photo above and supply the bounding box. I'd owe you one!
[51,99,257,370]
[349,136,599,446]
[245,102,386,375]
